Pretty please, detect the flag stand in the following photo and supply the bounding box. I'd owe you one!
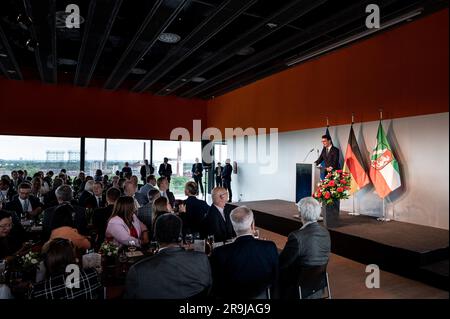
[377,197,391,222]
[348,196,360,216]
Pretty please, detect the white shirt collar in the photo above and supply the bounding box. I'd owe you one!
[214,205,225,220]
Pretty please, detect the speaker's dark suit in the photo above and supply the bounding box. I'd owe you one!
[210,235,279,298]
[183,196,209,235]
[124,247,212,299]
[202,205,235,242]
[158,163,172,183]
[314,145,340,171]
[221,163,233,201]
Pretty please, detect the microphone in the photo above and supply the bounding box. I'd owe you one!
[303,148,315,162]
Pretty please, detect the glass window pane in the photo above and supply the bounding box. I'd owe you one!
[0,135,80,178]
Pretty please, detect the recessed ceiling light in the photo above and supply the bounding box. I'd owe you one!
[130,68,147,75]
[181,78,188,82]
[7,70,16,74]
[236,47,255,56]
[191,77,206,83]
[0,53,7,58]
[158,32,181,44]
[58,58,77,66]
[266,23,278,29]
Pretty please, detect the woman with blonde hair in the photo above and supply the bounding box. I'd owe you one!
[106,196,149,247]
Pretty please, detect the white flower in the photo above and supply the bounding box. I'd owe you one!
[107,252,112,256]
[31,259,38,264]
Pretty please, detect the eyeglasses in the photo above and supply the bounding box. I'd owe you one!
[0,223,13,230]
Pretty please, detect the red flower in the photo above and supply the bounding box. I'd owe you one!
[324,192,331,199]
[344,186,350,190]
[317,192,322,198]
[326,174,332,179]
[328,180,336,187]
[336,170,343,174]
[337,187,344,193]
[340,179,347,184]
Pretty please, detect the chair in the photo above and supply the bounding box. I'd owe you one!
[297,264,331,299]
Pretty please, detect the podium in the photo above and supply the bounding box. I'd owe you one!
[295,163,321,203]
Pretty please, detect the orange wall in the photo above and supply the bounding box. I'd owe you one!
[207,9,449,134]
[0,79,207,140]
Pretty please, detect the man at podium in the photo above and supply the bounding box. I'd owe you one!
[314,135,340,175]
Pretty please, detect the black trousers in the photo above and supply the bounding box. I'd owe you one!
[223,179,232,201]
[215,176,222,187]
[194,175,204,194]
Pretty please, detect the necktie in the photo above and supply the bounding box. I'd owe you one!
[23,199,29,213]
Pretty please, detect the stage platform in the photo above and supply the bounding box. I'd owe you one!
[226,199,449,291]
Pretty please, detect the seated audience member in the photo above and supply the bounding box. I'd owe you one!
[111,176,120,188]
[202,187,235,242]
[130,175,139,187]
[91,182,106,208]
[42,185,88,240]
[0,177,16,203]
[105,196,149,247]
[30,238,102,299]
[137,189,160,234]
[0,209,26,260]
[102,175,110,189]
[10,170,21,191]
[48,204,91,250]
[5,182,43,219]
[279,197,331,299]
[124,180,147,208]
[151,197,172,238]
[43,177,65,209]
[43,171,54,190]
[30,177,44,202]
[124,214,211,299]
[156,177,175,208]
[178,182,209,235]
[78,180,95,208]
[139,175,157,196]
[93,187,121,246]
[72,171,85,195]
[210,206,278,299]
[94,169,103,183]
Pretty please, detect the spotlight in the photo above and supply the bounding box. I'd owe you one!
[26,38,39,52]
[17,14,32,30]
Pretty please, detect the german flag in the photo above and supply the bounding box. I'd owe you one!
[343,125,370,194]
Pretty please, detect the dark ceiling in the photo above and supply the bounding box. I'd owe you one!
[0,0,447,100]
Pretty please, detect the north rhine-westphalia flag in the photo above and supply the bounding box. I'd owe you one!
[343,125,370,194]
[369,122,402,198]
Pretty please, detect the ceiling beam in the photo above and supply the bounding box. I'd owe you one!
[23,0,57,83]
[103,0,190,90]
[0,24,23,80]
[181,0,395,98]
[74,0,123,87]
[156,0,326,96]
[131,0,258,93]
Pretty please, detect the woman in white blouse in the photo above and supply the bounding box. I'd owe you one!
[106,196,149,247]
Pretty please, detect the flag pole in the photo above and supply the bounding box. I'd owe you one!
[377,197,391,222]
[348,113,360,216]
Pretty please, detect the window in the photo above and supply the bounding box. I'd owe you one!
[0,135,80,178]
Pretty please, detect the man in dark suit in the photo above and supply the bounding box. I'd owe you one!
[279,197,331,299]
[140,159,154,183]
[156,177,175,208]
[158,157,172,184]
[202,187,235,242]
[78,180,96,208]
[210,206,278,298]
[124,214,212,299]
[93,187,121,247]
[191,158,204,195]
[137,189,160,235]
[315,134,340,175]
[4,182,43,219]
[214,162,223,187]
[42,185,88,240]
[179,182,209,235]
[221,159,233,202]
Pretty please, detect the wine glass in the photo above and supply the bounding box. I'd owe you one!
[128,240,137,253]
[149,241,159,255]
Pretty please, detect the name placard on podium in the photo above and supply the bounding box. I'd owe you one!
[295,163,321,203]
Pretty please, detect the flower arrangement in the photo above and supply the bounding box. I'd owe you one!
[99,241,119,257]
[19,251,41,271]
[313,170,351,205]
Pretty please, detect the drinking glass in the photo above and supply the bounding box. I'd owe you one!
[185,233,193,248]
[128,240,137,253]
